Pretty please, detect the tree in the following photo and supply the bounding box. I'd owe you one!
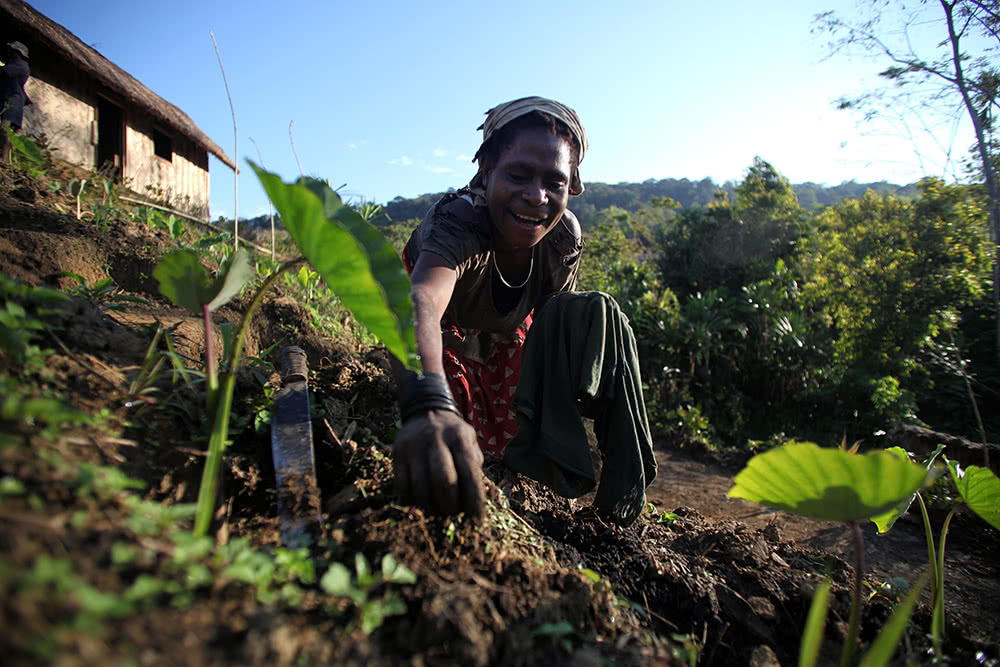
[801,179,989,394]
[815,0,1000,360]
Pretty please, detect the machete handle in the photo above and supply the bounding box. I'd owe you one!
[280,346,309,384]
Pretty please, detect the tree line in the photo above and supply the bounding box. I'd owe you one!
[577,157,996,452]
[372,177,919,230]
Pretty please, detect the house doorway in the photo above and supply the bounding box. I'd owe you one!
[96,97,123,180]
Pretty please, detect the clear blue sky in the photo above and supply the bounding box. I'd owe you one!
[24,0,980,220]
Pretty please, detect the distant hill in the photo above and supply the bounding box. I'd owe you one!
[372,178,920,229]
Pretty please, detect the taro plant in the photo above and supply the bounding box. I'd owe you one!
[728,441,931,667]
[870,443,1000,664]
[153,161,418,537]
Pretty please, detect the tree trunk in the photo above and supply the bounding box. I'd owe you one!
[941,0,1000,363]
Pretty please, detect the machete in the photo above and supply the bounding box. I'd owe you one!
[270,345,322,548]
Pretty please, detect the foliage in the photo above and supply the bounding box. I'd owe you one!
[154,163,418,536]
[730,441,932,666]
[728,441,929,521]
[251,163,418,369]
[319,552,416,634]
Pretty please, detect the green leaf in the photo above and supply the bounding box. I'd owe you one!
[153,250,213,313]
[381,553,417,585]
[320,562,354,597]
[207,251,253,311]
[355,552,375,589]
[728,442,929,521]
[153,250,252,315]
[250,163,418,369]
[533,621,575,638]
[949,462,1000,530]
[858,571,930,667]
[360,600,386,634]
[798,578,830,667]
[871,446,929,534]
[74,584,134,617]
[8,130,45,165]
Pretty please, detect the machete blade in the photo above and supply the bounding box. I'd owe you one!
[270,346,322,548]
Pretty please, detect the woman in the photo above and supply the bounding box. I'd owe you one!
[392,97,655,526]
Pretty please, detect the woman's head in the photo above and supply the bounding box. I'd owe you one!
[470,97,587,197]
[475,112,580,178]
[468,97,587,251]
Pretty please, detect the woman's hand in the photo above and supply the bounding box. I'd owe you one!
[392,409,485,517]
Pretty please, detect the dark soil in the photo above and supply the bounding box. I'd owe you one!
[1,165,997,667]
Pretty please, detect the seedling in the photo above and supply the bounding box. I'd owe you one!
[154,163,418,537]
[867,443,1000,663]
[319,552,416,634]
[729,441,931,667]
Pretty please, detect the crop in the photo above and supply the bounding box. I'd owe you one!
[154,163,418,537]
[870,443,1000,663]
[729,441,931,667]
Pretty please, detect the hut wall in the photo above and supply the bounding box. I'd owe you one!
[22,75,95,169]
[125,117,210,218]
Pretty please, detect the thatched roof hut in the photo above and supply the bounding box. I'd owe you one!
[0,0,234,170]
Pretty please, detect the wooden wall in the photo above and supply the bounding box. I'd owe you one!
[19,64,212,219]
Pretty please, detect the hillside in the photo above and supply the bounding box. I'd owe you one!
[1,153,997,666]
[373,178,920,228]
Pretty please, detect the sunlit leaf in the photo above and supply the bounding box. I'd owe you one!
[251,163,418,369]
[728,441,929,521]
[949,462,1000,531]
[871,446,933,534]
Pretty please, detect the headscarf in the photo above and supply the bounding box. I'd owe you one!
[467,96,588,205]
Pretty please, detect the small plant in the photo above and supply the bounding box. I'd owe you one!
[58,273,151,311]
[319,552,416,634]
[153,163,418,537]
[871,444,1000,664]
[4,126,47,178]
[69,178,87,220]
[728,441,931,667]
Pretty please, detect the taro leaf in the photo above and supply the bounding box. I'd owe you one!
[948,462,1000,531]
[250,162,418,369]
[728,441,929,522]
[154,249,252,314]
[871,445,943,534]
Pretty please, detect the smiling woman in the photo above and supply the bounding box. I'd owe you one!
[390,97,656,526]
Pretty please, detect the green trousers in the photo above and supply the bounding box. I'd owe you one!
[503,291,657,526]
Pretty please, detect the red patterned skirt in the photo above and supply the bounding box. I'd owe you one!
[402,247,530,459]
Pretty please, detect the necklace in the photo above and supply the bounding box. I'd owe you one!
[492,251,533,289]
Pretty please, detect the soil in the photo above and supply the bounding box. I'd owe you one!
[1,163,998,666]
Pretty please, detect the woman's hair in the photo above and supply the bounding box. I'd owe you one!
[474,111,581,173]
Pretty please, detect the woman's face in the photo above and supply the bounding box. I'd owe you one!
[485,127,573,252]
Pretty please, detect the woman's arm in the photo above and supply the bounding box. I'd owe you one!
[390,251,484,517]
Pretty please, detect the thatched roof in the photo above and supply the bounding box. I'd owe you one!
[1,0,235,170]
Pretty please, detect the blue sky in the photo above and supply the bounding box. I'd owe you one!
[24,0,980,219]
